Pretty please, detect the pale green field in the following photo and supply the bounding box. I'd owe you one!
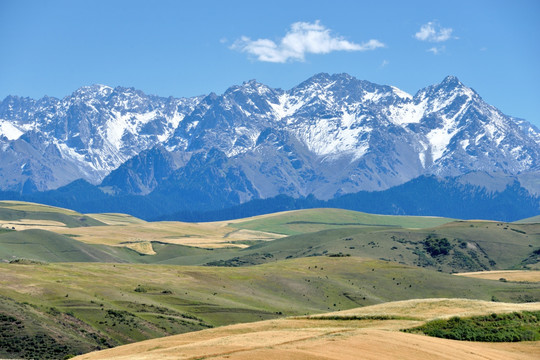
[229,208,455,235]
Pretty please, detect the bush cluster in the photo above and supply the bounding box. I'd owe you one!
[423,236,453,256]
[404,311,540,342]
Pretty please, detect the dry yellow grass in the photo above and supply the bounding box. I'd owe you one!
[310,298,540,320]
[0,219,67,230]
[86,213,147,225]
[52,220,284,250]
[0,200,82,215]
[74,299,540,360]
[455,270,540,282]
[122,241,156,255]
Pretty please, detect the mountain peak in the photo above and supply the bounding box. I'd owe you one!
[72,84,114,99]
[415,75,476,100]
[225,79,272,96]
[441,75,462,87]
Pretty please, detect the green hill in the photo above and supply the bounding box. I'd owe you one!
[0,229,133,263]
[207,220,540,272]
[0,201,105,228]
[229,208,454,235]
[515,214,540,224]
[1,257,539,359]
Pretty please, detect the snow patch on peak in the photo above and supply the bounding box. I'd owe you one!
[362,91,384,102]
[388,101,425,125]
[391,86,413,100]
[426,116,460,162]
[0,120,24,140]
[107,110,158,149]
[269,93,305,121]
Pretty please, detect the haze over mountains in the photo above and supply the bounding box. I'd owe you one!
[1,73,539,220]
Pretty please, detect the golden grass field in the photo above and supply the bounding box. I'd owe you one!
[0,200,82,215]
[52,221,284,251]
[455,270,540,282]
[74,298,540,360]
[0,218,67,231]
[85,213,147,225]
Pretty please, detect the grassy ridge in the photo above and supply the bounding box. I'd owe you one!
[514,215,540,224]
[229,208,454,235]
[0,201,105,228]
[0,200,538,359]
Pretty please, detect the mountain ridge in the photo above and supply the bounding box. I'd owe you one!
[1,73,539,220]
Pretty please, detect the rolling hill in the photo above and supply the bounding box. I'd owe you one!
[0,202,538,273]
[0,201,538,359]
[1,258,540,359]
[73,298,540,360]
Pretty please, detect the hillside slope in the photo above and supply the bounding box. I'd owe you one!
[1,258,539,359]
[73,298,540,360]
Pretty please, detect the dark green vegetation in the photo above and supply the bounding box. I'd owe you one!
[405,311,540,342]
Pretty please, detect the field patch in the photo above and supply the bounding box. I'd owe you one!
[52,221,284,250]
[456,270,540,282]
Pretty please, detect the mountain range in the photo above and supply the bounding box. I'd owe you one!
[1,73,539,220]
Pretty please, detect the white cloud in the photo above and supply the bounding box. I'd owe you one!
[427,46,445,55]
[231,21,385,63]
[415,21,453,42]
[380,59,390,67]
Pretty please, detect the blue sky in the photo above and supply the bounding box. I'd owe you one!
[1,0,539,125]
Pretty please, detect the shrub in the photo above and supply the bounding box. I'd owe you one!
[423,236,453,256]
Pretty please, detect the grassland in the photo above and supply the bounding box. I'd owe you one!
[73,298,540,360]
[0,201,538,358]
[205,220,540,273]
[52,221,283,250]
[85,213,147,225]
[1,257,540,358]
[1,202,537,272]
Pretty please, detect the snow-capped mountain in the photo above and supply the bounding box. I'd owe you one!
[1,74,539,201]
[0,86,201,191]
